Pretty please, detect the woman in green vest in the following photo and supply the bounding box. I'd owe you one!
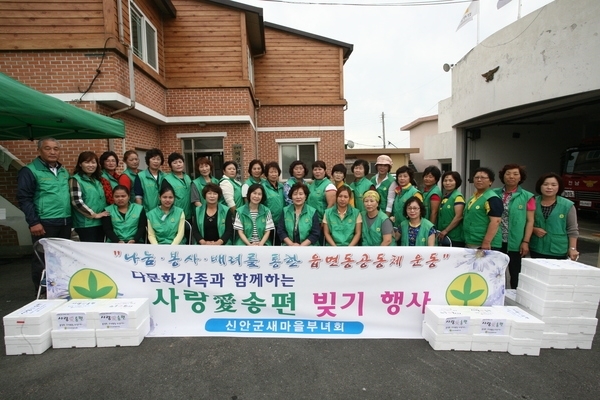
[389,166,422,230]
[69,151,109,242]
[278,182,320,246]
[163,152,193,221]
[530,173,579,261]
[193,183,233,245]
[494,164,535,288]
[147,186,185,245]
[191,157,219,208]
[349,159,373,213]
[134,148,165,213]
[102,185,146,243]
[219,160,244,212]
[371,155,395,209]
[263,162,285,245]
[396,197,436,246]
[323,186,362,246]
[360,190,393,246]
[307,160,337,222]
[283,160,308,206]
[123,150,142,185]
[437,171,465,247]
[422,165,442,225]
[463,167,503,250]
[99,151,131,205]
[234,184,274,246]
[242,159,266,199]
[331,163,355,208]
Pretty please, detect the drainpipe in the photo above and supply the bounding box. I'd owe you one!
[254,98,261,159]
[117,0,124,43]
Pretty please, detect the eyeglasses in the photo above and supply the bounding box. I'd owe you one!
[406,207,421,211]
[473,176,489,180]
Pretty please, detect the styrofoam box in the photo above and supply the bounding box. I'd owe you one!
[471,334,509,352]
[508,337,541,356]
[559,259,600,287]
[569,333,594,350]
[96,316,150,347]
[467,307,511,335]
[495,306,545,340]
[92,298,150,330]
[424,305,475,334]
[3,299,67,336]
[569,301,598,318]
[422,322,471,351]
[567,317,598,334]
[521,259,579,286]
[572,286,600,304]
[539,317,571,334]
[518,274,574,302]
[541,332,570,349]
[5,328,52,355]
[505,289,517,302]
[51,329,96,348]
[516,289,572,317]
[51,299,110,330]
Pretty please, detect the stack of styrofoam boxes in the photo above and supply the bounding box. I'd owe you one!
[516,258,600,350]
[51,299,109,348]
[92,298,150,347]
[3,299,67,355]
[496,306,545,356]
[422,305,512,352]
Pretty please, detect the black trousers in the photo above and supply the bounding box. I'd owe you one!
[500,242,522,289]
[31,223,72,294]
[75,226,105,243]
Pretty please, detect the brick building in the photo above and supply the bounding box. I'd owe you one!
[0,0,353,254]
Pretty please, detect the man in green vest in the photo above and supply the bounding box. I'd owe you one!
[17,138,72,296]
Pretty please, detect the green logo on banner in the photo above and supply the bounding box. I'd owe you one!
[68,269,118,299]
[445,273,488,306]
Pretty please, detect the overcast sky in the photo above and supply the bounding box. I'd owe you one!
[242,0,554,148]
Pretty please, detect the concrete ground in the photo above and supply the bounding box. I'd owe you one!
[1,218,599,399]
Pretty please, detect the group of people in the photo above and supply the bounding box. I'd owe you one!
[17,138,579,294]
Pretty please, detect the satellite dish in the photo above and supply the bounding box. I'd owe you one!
[346,140,355,149]
[443,63,454,72]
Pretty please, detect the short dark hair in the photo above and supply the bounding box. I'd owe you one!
[145,148,164,165]
[423,165,442,183]
[403,196,426,219]
[395,166,416,185]
[351,159,370,175]
[264,161,281,176]
[288,160,308,178]
[222,160,239,172]
[246,183,266,204]
[167,152,184,167]
[473,167,495,183]
[499,164,527,185]
[112,184,130,196]
[331,163,347,177]
[288,182,310,199]
[202,182,223,200]
[441,171,462,189]
[247,159,265,176]
[535,172,564,195]
[99,151,119,169]
[74,151,102,180]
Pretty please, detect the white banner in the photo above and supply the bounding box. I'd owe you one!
[41,239,508,339]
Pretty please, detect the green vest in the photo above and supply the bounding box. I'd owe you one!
[101,170,119,189]
[262,180,285,223]
[26,157,71,220]
[220,176,243,208]
[164,172,192,220]
[400,218,436,246]
[244,176,266,188]
[72,173,106,228]
[307,178,333,221]
[324,206,360,246]
[282,204,318,246]
[463,189,502,248]
[234,204,271,246]
[105,203,144,242]
[147,206,184,245]
[493,186,534,251]
[350,177,373,213]
[361,210,393,246]
[423,185,442,221]
[195,203,231,245]
[192,176,219,205]
[137,169,164,213]
[371,174,394,208]
[392,185,420,228]
[123,168,139,185]
[437,190,464,243]
[530,196,573,257]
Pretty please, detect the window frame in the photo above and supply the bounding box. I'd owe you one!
[130,1,159,72]
[277,139,319,180]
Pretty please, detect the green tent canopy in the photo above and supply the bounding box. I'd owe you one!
[0,72,125,140]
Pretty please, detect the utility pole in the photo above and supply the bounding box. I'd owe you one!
[381,112,386,149]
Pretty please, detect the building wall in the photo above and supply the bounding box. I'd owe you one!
[407,120,439,172]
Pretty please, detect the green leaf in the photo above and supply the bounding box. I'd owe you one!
[73,286,93,298]
[450,290,467,300]
[463,276,472,296]
[92,286,114,298]
[87,271,98,292]
[468,289,485,301]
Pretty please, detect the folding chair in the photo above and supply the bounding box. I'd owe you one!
[436,230,452,247]
[184,220,194,245]
[34,241,47,299]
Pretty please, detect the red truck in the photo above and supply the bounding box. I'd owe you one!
[562,141,600,212]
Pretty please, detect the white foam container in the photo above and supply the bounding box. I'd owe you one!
[471,334,509,352]
[3,299,67,336]
[51,299,109,330]
[424,305,474,334]
[96,316,150,347]
[516,289,572,317]
[508,337,541,356]
[567,317,598,334]
[505,289,517,302]
[5,328,52,355]
[518,274,573,301]
[541,332,570,349]
[539,317,571,334]
[51,329,96,348]
[569,301,598,318]
[559,259,600,286]
[495,306,545,340]
[572,286,600,304]
[568,333,594,350]
[521,259,578,286]
[422,322,472,351]
[92,298,150,330]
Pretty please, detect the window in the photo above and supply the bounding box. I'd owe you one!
[247,46,254,86]
[181,137,224,179]
[130,2,158,71]
[280,143,317,180]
